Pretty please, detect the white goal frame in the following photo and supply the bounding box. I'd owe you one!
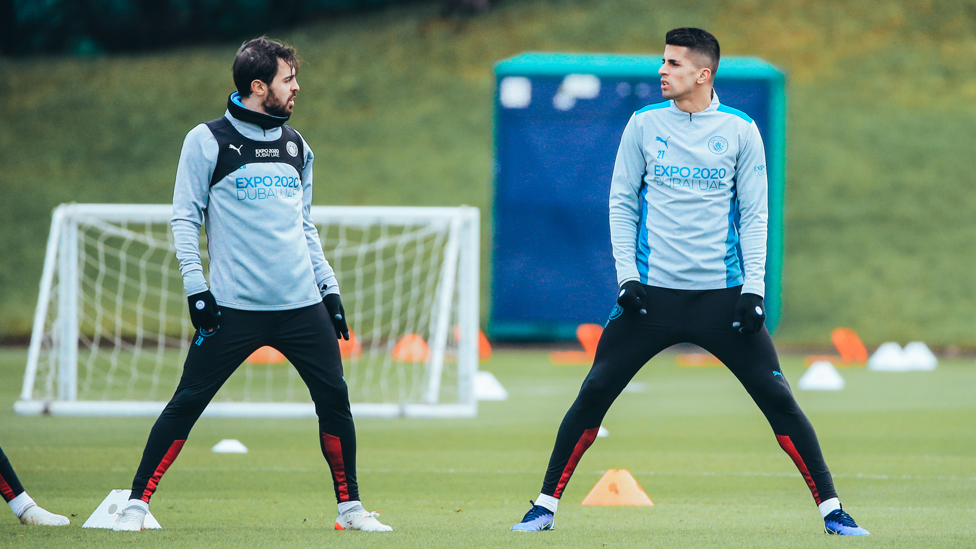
[17,203,480,418]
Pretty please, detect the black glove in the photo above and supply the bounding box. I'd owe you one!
[322,293,350,341]
[732,292,765,334]
[616,280,647,315]
[187,290,220,333]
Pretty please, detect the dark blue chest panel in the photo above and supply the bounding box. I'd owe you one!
[205,118,305,187]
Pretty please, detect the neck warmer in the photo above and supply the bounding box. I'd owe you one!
[227,91,290,130]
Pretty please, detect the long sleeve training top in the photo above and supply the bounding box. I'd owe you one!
[171,101,339,310]
[609,92,769,296]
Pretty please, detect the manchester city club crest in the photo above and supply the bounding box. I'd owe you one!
[708,136,729,154]
[286,141,299,157]
[608,303,624,323]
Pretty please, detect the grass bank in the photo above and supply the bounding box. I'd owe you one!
[3,0,976,345]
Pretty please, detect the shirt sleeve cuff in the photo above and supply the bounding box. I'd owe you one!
[182,272,209,297]
[317,274,340,297]
[616,271,641,287]
[741,281,765,298]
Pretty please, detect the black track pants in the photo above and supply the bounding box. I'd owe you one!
[128,304,359,504]
[541,285,838,505]
[0,444,26,502]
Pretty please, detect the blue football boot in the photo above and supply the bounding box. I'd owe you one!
[824,508,869,535]
[511,501,554,531]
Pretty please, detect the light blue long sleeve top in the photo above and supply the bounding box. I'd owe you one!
[171,110,339,310]
[609,92,769,296]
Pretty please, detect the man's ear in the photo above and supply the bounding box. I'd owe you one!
[697,67,712,84]
[250,79,267,97]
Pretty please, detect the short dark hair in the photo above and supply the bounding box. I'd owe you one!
[233,37,300,97]
[665,27,720,76]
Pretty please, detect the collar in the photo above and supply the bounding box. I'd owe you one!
[227,92,290,130]
[706,89,720,111]
[668,89,721,119]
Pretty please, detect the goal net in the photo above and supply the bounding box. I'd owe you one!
[17,204,480,418]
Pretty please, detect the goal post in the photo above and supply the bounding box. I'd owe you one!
[18,203,480,418]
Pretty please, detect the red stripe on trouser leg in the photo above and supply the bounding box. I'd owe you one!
[776,434,821,504]
[321,433,350,502]
[553,427,600,499]
[0,475,15,502]
[141,439,186,503]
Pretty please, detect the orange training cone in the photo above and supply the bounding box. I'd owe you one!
[549,323,603,365]
[576,323,603,356]
[804,327,869,368]
[338,330,362,360]
[246,346,286,364]
[452,325,493,362]
[392,333,430,362]
[477,330,492,361]
[548,350,590,365]
[581,469,653,506]
[831,327,868,365]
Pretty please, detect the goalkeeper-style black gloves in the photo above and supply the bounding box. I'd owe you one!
[732,292,765,334]
[187,290,220,333]
[616,280,648,315]
[322,292,350,341]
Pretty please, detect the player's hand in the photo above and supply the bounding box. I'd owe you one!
[187,290,220,333]
[322,293,350,340]
[732,292,765,334]
[616,280,647,315]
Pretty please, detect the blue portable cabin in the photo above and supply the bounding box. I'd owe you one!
[491,52,786,340]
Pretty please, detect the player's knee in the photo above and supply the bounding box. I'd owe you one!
[166,390,212,416]
[310,386,351,416]
[313,400,352,423]
[577,375,620,408]
[311,381,349,403]
[762,385,801,415]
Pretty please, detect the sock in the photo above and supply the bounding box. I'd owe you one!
[125,498,149,512]
[535,493,558,513]
[819,497,841,518]
[9,492,35,518]
[338,500,363,515]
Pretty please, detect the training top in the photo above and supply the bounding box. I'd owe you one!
[609,92,768,296]
[171,95,339,311]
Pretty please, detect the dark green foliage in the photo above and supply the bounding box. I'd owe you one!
[4,0,409,55]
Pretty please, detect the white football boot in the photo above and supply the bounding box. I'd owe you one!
[112,505,147,531]
[19,504,70,526]
[334,507,392,532]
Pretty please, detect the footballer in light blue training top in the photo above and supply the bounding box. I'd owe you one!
[512,28,869,536]
[112,37,391,534]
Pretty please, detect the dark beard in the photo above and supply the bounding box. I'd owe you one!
[263,93,291,117]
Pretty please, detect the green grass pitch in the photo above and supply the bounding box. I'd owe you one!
[0,346,973,547]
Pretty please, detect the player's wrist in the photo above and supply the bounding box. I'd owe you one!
[616,280,648,315]
[187,290,220,332]
[732,293,765,334]
[182,273,209,298]
[319,282,340,299]
[322,293,350,341]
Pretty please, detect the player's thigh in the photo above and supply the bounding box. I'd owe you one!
[271,304,346,392]
[695,327,793,405]
[680,287,782,383]
[177,308,267,393]
[581,310,678,398]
